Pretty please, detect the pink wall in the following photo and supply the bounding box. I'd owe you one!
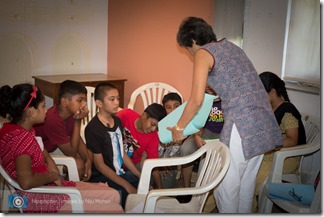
[108,0,215,112]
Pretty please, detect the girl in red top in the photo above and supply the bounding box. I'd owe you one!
[0,83,123,213]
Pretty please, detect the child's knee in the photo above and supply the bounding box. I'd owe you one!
[179,144,195,156]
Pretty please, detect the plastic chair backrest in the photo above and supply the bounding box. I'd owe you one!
[82,86,96,125]
[127,82,182,110]
[299,113,320,184]
[301,113,320,144]
[81,86,96,141]
[192,140,231,212]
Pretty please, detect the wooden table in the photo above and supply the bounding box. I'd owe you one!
[33,73,127,107]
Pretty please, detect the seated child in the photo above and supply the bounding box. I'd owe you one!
[180,84,224,189]
[85,82,141,208]
[35,80,92,181]
[116,103,167,189]
[0,83,123,213]
[158,92,183,188]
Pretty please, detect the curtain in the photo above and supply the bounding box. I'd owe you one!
[282,0,320,86]
[214,0,245,48]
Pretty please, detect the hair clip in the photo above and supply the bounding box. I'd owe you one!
[23,85,38,111]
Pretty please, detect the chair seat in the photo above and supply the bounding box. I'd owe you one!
[126,194,201,213]
[271,198,316,214]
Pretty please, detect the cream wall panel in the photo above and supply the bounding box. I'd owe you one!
[0,0,108,90]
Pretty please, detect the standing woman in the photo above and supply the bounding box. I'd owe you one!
[169,16,282,213]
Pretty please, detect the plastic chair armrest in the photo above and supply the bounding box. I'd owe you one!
[25,186,84,213]
[52,155,80,181]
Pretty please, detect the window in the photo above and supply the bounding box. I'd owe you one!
[282,0,320,93]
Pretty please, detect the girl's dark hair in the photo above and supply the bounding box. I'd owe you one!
[177,16,217,47]
[259,71,290,102]
[94,82,117,101]
[58,80,87,103]
[0,83,44,123]
[162,92,182,106]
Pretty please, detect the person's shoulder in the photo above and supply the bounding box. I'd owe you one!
[45,104,55,113]
[287,102,299,109]
[117,108,137,117]
[45,104,61,118]
[113,115,123,125]
[87,115,99,126]
[146,131,159,141]
[119,108,133,113]
[281,102,299,112]
[213,99,222,106]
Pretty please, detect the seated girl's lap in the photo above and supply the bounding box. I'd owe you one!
[58,181,124,213]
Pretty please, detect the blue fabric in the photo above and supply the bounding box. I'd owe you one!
[158,93,216,144]
[114,132,123,174]
[268,183,314,206]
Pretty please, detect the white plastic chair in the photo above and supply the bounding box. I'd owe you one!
[0,136,81,213]
[282,113,321,184]
[258,113,321,213]
[36,136,79,182]
[0,163,84,213]
[125,139,230,213]
[81,86,97,142]
[127,82,182,110]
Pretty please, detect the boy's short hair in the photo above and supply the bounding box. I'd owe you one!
[162,92,182,106]
[144,103,167,122]
[94,82,117,101]
[58,80,87,102]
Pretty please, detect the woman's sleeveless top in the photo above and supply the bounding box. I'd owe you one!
[203,39,283,160]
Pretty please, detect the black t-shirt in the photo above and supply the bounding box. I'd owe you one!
[85,114,125,178]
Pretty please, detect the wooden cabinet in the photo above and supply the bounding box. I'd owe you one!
[33,73,127,107]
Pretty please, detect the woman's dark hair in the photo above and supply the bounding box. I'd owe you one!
[259,71,290,102]
[0,83,44,123]
[177,16,217,47]
[162,92,182,106]
[144,103,167,122]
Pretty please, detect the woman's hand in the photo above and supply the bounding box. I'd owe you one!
[167,125,185,143]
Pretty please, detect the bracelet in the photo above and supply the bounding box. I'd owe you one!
[175,123,184,131]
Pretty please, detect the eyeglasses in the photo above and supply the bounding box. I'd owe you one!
[23,85,38,111]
